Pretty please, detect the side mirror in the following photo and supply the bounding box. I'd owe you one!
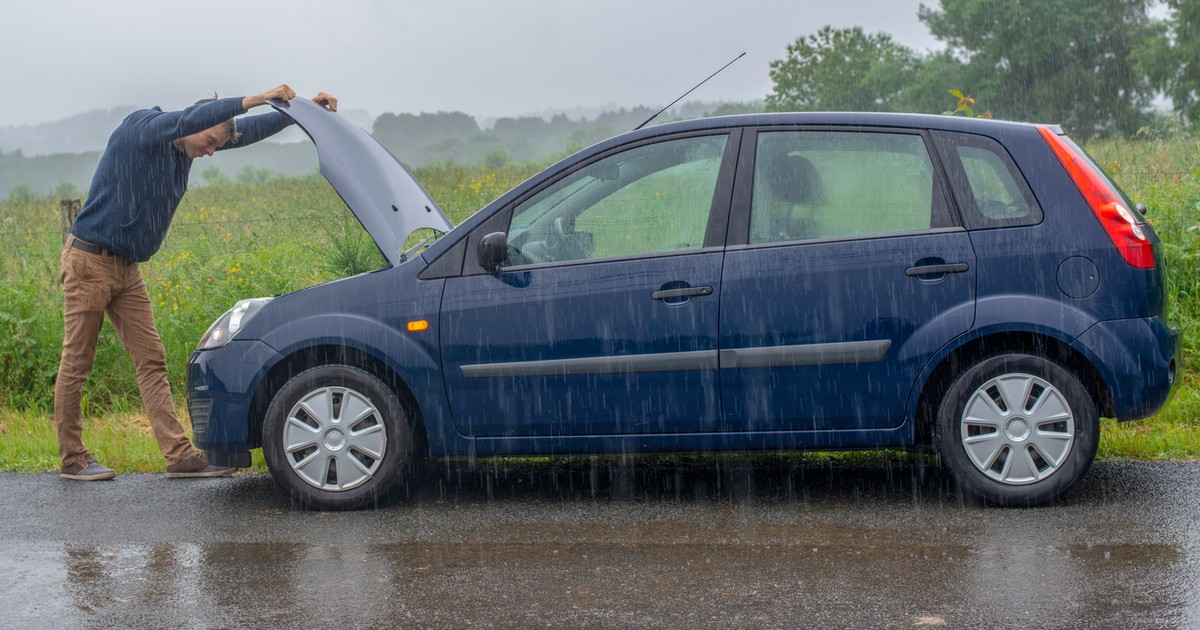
[478,231,508,271]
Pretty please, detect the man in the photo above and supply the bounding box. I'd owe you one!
[56,85,338,481]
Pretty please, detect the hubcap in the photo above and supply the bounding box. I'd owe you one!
[960,373,1075,485]
[1004,418,1030,442]
[323,428,347,451]
[282,386,387,491]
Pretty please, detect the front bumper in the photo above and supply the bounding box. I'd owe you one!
[1073,316,1181,421]
[186,339,283,465]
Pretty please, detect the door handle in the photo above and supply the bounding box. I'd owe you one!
[652,286,713,300]
[905,263,969,277]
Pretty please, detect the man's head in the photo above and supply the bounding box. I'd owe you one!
[175,124,232,159]
[173,95,240,159]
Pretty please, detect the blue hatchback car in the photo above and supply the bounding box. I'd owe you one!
[187,98,1180,509]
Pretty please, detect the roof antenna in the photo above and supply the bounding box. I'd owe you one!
[634,52,746,131]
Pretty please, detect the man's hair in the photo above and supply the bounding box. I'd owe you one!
[194,93,241,143]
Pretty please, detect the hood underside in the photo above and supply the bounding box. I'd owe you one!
[270,97,452,267]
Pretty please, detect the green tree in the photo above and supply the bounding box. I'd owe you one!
[893,50,967,114]
[766,26,922,112]
[236,165,278,184]
[201,165,229,186]
[8,183,37,202]
[53,181,80,198]
[919,0,1157,135]
[482,149,511,170]
[1137,0,1200,126]
[705,101,765,117]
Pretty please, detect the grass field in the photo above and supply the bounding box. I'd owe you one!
[0,134,1196,473]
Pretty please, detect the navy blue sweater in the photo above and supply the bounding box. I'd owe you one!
[71,97,293,262]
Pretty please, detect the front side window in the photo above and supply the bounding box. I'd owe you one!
[506,134,728,265]
[749,131,946,245]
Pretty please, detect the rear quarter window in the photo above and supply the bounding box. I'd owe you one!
[932,131,1043,230]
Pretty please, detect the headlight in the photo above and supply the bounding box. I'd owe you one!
[196,297,273,350]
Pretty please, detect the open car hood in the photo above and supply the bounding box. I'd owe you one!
[269,97,452,267]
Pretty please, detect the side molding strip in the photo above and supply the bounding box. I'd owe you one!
[461,350,719,378]
[720,340,891,369]
[460,340,891,378]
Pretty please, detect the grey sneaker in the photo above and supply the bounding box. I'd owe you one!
[61,454,116,481]
[165,452,236,479]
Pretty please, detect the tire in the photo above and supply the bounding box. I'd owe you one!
[263,365,412,510]
[935,354,1099,506]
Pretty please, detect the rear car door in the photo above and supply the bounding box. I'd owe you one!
[719,128,976,432]
[441,132,736,437]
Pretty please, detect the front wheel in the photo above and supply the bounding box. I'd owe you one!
[936,354,1099,506]
[263,365,412,509]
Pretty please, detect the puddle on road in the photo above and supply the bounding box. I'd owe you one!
[4,535,1198,627]
[5,460,1200,626]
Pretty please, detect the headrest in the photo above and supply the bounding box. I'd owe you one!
[767,152,824,205]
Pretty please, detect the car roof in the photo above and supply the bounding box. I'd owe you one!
[418,111,1062,265]
[611,111,1058,146]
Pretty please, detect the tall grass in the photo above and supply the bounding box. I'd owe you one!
[0,164,540,415]
[1086,134,1200,362]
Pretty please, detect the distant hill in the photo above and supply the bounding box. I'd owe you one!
[0,107,136,157]
[0,107,374,157]
[0,100,762,199]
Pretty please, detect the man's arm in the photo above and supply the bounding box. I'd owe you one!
[221,90,340,149]
[133,98,247,144]
[241,84,296,110]
[221,111,292,149]
[132,85,304,145]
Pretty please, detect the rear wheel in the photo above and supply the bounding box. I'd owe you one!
[936,354,1098,506]
[263,365,412,509]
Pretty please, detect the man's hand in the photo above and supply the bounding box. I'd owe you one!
[312,92,338,112]
[243,84,297,110]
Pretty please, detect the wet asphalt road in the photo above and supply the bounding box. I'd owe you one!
[2,458,1199,629]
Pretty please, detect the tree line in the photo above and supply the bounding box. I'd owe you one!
[5,0,1198,199]
[1,102,744,200]
[766,0,1199,136]
[369,101,739,168]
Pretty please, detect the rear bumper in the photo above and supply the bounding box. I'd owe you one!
[1073,317,1181,421]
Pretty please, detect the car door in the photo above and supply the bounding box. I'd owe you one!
[719,128,976,432]
[441,132,737,437]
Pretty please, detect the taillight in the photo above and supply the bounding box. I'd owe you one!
[1038,126,1154,269]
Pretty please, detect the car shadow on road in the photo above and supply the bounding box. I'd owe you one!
[399,452,965,507]
[210,455,1177,513]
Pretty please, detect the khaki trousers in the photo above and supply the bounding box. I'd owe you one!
[53,236,193,468]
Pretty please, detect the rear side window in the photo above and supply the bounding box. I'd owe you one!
[748,131,952,244]
[932,131,1042,229]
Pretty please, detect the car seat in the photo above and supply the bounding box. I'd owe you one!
[754,145,826,243]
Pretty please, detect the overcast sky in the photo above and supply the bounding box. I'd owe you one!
[2,0,944,127]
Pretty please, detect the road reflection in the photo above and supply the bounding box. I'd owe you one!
[3,460,1197,628]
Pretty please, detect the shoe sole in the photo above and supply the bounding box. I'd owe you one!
[60,471,116,481]
[165,469,237,479]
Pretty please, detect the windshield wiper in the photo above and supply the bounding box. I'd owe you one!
[399,229,445,262]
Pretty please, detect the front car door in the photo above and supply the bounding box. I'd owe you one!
[719,128,976,432]
[441,132,737,438]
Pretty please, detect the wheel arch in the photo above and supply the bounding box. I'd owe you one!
[248,344,428,456]
[913,330,1115,447]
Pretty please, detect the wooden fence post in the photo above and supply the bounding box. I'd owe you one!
[59,198,81,242]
